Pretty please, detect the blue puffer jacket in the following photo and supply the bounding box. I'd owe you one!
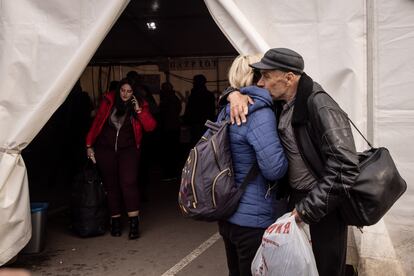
[221,86,288,228]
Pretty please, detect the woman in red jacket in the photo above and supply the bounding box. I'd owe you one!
[86,78,156,239]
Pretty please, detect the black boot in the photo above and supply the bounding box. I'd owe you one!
[128,216,140,240]
[110,217,122,237]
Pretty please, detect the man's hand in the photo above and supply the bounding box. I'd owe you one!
[227,91,254,125]
[291,208,303,224]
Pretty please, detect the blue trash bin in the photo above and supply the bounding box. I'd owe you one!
[22,202,49,254]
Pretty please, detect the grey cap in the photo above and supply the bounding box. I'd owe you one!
[250,48,304,74]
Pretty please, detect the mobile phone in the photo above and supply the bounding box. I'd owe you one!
[127,98,134,108]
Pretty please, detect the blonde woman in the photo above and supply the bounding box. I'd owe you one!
[218,55,288,276]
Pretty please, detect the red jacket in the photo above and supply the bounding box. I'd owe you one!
[86,91,156,148]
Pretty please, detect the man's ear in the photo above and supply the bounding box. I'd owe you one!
[286,72,296,85]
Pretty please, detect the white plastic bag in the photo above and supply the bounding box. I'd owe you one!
[251,213,318,276]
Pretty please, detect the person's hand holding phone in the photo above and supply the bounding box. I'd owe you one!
[131,95,142,113]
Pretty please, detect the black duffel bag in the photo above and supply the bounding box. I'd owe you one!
[71,160,107,237]
[339,122,407,227]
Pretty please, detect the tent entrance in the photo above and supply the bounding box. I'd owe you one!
[14,1,237,274]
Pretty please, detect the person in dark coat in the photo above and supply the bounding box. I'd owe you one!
[159,81,182,180]
[65,81,94,174]
[183,74,216,146]
[126,71,160,200]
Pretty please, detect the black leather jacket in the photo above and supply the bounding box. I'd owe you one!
[290,74,359,224]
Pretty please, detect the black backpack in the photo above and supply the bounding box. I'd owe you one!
[178,118,257,222]
[71,161,107,237]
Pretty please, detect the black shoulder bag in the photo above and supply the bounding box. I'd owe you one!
[338,119,407,227]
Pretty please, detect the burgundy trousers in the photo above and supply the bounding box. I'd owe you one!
[95,146,140,216]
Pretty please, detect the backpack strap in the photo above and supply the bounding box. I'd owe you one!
[217,105,231,124]
[216,103,263,190]
[239,163,259,191]
[204,120,222,132]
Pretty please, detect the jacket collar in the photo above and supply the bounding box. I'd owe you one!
[292,73,315,126]
[103,90,116,104]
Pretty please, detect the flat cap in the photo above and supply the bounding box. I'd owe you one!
[250,48,304,74]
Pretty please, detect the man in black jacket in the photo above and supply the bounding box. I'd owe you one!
[223,48,359,276]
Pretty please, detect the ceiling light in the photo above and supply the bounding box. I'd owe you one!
[152,1,159,11]
[146,21,157,30]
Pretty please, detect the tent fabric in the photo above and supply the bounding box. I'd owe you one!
[205,0,414,271]
[204,0,367,149]
[204,0,270,53]
[375,0,414,268]
[376,0,414,180]
[0,0,129,265]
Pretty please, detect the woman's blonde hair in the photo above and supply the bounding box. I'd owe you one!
[228,54,262,89]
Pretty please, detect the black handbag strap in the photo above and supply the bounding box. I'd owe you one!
[83,158,96,171]
[347,118,373,148]
[315,91,373,148]
[239,163,259,191]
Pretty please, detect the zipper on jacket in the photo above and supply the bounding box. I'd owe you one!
[265,182,277,199]
[114,129,120,152]
[190,148,198,208]
[212,168,231,208]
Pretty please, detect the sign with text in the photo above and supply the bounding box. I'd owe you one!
[169,58,218,70]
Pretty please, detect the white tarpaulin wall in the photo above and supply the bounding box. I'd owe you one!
[0,0,413,271]
[375,0,414,270]
[0,0,129,265]
[205,0,414,272]
[205,0,367,138]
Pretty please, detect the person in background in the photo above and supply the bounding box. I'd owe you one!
[159,81,182,181]
[183,74,216,146]
[218,54,288,276]
[64,81,94,174]
[224,48,359,276]
[108,80,119,92]
[86,78,156,239]
[126,71,160,200]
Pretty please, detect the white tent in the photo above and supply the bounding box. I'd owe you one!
[0,0,129,265]
[0,0,412,273]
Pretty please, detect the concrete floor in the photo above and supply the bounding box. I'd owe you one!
[384,185,414,275]
[12,179,228,276]
[8,166,413,276]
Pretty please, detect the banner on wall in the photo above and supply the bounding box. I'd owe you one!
[169,57,218,70]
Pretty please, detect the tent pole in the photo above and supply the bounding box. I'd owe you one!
[366,0,376,144]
